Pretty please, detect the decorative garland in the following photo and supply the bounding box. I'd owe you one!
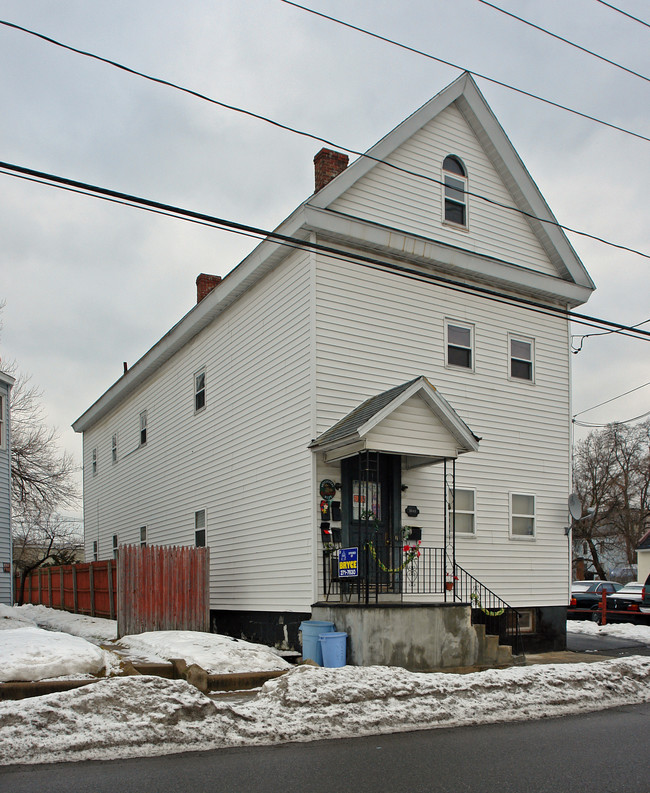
[470,592,505,616]
[365,540,421,573]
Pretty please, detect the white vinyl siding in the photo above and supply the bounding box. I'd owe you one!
[0,381,11,606]
[81,250,314,613]
[330,103,557,277]
[314,252,570,608]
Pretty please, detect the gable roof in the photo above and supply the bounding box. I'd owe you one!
[308,72,594,292]
[73,73,594,434]
[309,376,480,467]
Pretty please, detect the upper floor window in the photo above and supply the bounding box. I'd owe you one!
[140,525,147,547]
[445,320,474,370]
[92,540,98,561]
[195,509,206,547]
[509,336,534,382]
[111,433,118,464]
[112,534,119,560]
[139,410,148,446]
[92,448,98,476]
[511,493,535,538]
[194,369,206,412]
[450,488,476,535]
[442,155,467,227]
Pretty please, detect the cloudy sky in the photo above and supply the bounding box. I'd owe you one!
[1,0,648,515]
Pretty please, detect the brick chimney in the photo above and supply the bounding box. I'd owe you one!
[196,273,221,303]
[314,148,349,193]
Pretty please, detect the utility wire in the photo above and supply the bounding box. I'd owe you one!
[1,18,649,261]
[2,158,650,344]
[478,0,650,83]
[571,318,650,353]
[280,1,650,144]
[595,0,650,29]
[573,380,650,417]
[574,409,650,427]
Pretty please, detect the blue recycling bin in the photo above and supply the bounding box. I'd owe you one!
[319,631,348,668]
[299,620,334,665]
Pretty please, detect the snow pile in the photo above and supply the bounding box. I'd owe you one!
[1,656,649,766]
[0,604,34,631]
[2,603,117,645]
[567,619,650,645]
[0,627,111,682]
[117,630,291,673]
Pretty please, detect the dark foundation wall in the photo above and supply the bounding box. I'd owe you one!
[210,609,310,650]
[521,606,567,653]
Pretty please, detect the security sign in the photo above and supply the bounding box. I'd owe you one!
[338,547,359,578]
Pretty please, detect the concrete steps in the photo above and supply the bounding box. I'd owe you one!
[474,623,519,668]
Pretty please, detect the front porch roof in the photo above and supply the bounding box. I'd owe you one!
[309,376,480,467]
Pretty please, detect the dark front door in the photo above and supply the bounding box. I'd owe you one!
[341,452,401,591]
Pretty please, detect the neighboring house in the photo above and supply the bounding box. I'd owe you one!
[637,529,650,583]
[73,73,595,654]
[0,370,15,606]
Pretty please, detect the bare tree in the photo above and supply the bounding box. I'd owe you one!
[12,510,83,605]
[572,419,650,579]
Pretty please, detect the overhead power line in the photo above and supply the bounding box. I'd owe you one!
[571,317,650,353]
[280,1,650,144]
[595,0,650,29]
[2,158,650,345]
[573,380,650,417]
[1,18,649,261]
[573,409,650,428]
[478,0,650,83]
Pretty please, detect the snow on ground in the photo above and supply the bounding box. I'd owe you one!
[0,657,649,766]
[116,631,291,673]
[567,619,650,645]
[0,604,117,645]
[0,627,112,682]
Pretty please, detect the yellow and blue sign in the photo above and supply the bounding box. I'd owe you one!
[338,547,358,578]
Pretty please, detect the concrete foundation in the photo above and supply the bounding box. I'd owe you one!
[311,602,479,671]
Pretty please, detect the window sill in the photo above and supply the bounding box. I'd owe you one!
[442,220,469,233]
[509,534,536,541]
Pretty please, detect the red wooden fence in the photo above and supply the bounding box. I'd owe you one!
[16,560,117,619]
[117,544,210,638]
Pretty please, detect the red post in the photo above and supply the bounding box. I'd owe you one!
[601,588,607,626]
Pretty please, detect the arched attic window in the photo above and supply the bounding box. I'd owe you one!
[442,155,467,227]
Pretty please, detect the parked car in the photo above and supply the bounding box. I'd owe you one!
[606,582,645,610]
[642,574,650,614]
[568,581,622,619]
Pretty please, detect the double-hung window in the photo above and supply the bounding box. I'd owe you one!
[511,494,535,538]
[195,509,207,547]
[450,488,476,535]
[92,540,98,561]
[112,534,119,559]
[509,336,534,382]
[139,526,147,547]
[442,155,468,227]
[194,369,206,412]
[139,410,148,445]
[111,433,118,464]
[445,321,473,370]
[92,448,98,476]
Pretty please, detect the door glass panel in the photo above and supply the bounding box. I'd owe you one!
[352,480,381,521]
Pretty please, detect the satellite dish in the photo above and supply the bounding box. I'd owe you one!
[568,493,583,520]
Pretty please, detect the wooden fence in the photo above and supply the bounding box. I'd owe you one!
[15,544,210,636]
[117,544,210,637]
[16,560,117,619]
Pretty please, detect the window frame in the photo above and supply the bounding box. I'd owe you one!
[139,525,147,548]
[510,492,536,539]
[194,508,207,547]
[442,155,468,229]
[112,534,119,560]
[139,409,148,446]
[445,319,474,371]
[91,448,98,476]
[449,487,477,536]
[111,433,118,464]
[508,334,535,383]
[194,368,206,413]
[92,540,98,562]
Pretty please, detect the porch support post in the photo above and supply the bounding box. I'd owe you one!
[443,458,448,601]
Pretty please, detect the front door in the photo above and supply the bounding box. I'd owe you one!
[341,452,401,592]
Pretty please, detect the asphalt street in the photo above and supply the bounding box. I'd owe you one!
[566,628,650,656]
[2,702,649,793]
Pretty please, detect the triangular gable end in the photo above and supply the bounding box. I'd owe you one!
[310,377,479,468]
[308,72,594,292]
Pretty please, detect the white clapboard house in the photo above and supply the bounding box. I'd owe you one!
[73,73,595,657]
[0,370,15,606]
